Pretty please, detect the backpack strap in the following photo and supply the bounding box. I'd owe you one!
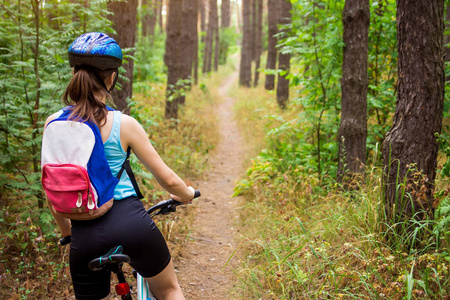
[116,147,144,199]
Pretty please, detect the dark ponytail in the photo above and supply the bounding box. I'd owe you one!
[63,66,115,126]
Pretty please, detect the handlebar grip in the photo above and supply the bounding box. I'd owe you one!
[60,235,72,246]
[194,190,201,198]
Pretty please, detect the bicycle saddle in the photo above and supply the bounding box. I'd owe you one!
[88,245,131,271]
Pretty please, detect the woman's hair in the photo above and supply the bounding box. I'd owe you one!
[63,65,115,126]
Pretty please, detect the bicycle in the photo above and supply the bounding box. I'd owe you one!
[60,190,201,300]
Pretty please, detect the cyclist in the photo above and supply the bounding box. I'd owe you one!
[43,32,194,300]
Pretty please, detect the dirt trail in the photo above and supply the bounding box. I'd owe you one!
[176,70,247,299]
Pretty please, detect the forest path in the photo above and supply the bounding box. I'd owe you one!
[175,70,247,299]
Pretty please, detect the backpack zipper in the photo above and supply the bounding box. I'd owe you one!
[72,165,92,211]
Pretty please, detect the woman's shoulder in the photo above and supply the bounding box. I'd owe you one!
[44,110,64,127]
[120,113,141,130]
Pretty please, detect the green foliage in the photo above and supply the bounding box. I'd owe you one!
[436,133,450,177]
[233,1,450,296]
[219,27,240,65]
[265,0,344,180]
[435,195,450,250]
[133,31,166,84]
[0,0,114,204]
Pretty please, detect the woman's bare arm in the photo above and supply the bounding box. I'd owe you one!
[120,114,194,202]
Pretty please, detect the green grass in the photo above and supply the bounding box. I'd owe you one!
[230,82,450,299]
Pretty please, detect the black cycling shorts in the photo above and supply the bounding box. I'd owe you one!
[69,196,171,300]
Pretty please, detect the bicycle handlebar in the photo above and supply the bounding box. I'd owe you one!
[146,190,201,217]
[59,190,201,246]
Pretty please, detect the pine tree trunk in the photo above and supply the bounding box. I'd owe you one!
[236,0,241,32]
[180,0,198,103]
[265,0,278,90]
[382,0,444,226]
[221,0,230,27]
[164,0,184,119]
[203,0,214,73]
[445,3,450,81]
[253,0,263,87]
[337,0,370,182]
[276,0,291,108]
[142,0,156,37]
[212,0,219,71]
[107,0,138,114]
[239,0,252,87]
[219,0,230,65]
[200,0,206,42]
[250,0,256,63]
[191,0,199,84]
[157,0,163,32]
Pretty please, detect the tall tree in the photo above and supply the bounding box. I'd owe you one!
[265,0,278,90]
[276,0,291,108]
[107,0,138,114]
[445,3,450,81]
[221,0,230,27]
[337,0,370,181]
[250,0,256,64]
[253,0,263,87]
[236,0,242,31]
[203,0,214,73]
[180,0,198,99]
[142,0,157,37]
[190,0,199,84]
[212,0,220,71]
[156,0,163,32]
[382,0,444,231]
[239,0,252,86]
[164,0,184,118]
[219,0,231,64]
[200,0,206,41]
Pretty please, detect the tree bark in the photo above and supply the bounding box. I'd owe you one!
[337,0,370,182]
[157,0,163,32]
[180,0,198,98]
[164,0,184,118]
[445,3,450,81]
[142,0,156,37]
[203,0,215,73]
[107,0,138,114]
[382,0,444,225]
[221,0,230,27]
[265,0,278,90]
[191,0,199,84]
[236,0,241,32]
[253,0,263,87]
[276,0,291,108]
[251,0,256,63]
[239,0,252,87]
[212,0,219,71]
[200,0,206,41]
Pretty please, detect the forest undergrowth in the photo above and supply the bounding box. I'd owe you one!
[0,63,231,298]
[230,83,450,300]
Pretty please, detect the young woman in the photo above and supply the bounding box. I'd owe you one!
[44,32,194,300]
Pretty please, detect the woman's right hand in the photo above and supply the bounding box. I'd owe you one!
[171,186,195,203]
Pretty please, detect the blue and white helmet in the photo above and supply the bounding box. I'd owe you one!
[68,32,123,70]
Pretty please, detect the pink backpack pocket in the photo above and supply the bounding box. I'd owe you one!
[42,164,96,213]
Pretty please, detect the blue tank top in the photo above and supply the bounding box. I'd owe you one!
[104,111,137,200]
